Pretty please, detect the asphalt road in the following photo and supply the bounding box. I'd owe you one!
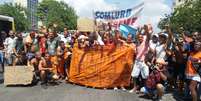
[0,66,180,101]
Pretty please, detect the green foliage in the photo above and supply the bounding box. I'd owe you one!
[158,0,201,33]
[37,0,78,31]
[0,3,30,31]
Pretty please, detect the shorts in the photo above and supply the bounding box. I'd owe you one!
[186,75,201,82]
[140,85,165,95]
[131,60,149,79]
[40,70,54,80]
[140,86,156,94]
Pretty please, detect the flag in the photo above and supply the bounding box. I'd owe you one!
[119,24,137,38]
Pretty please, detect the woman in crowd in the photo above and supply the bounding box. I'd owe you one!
[185,36,201,101]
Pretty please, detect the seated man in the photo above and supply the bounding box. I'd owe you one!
[29,52,42,81]
[38,53,59,87]
[140,59,168,101]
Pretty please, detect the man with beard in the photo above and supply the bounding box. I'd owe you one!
[13,32,26,65]
[38,53,58,88]
[46,31,59,78]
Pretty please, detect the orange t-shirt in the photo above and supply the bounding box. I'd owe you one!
[186,51,201,76]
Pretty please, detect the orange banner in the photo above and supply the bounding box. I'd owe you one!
[69,44,134,88]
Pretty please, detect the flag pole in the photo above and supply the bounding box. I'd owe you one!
[92,9,97,31]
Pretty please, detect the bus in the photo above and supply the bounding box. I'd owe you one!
[0,15,15,34]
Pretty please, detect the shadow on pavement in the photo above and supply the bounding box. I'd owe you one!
[172,91,191,101]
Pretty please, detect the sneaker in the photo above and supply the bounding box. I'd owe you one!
[65,77,68,81]
[52,74,59,80]
[121,87,126,91]
[129,89,134,93]
[114,87,118,91]
[129,87,138,93]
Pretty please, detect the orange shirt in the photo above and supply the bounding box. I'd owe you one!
[186,51,201,76]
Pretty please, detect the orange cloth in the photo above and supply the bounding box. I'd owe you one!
[57,57,65,75]
[186,51,201,76]
[50,56,58,74]
[69,44,134,88]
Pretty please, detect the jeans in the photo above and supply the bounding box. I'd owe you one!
[0,51,3,63]
[6,53,16,65]
[0,51,4,72]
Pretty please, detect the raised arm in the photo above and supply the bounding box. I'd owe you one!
[56,46,63,56]
[165,25,173,46]
[144,24,151,44]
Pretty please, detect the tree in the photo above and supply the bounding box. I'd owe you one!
[37,0,78,31]
[0,3,30,31]
[158,0,201,33]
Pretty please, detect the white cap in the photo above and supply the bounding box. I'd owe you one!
[159,32,168,38]
[78,35,88,40]
[152,34,158,37]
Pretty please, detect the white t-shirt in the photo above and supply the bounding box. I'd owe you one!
[60,35,71,45]
[4,37,17,54]
[155,44,167,61]
[149,40,158,51]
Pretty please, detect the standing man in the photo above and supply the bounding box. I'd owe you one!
[46,31,59,78]
[25,30,39,53]
[13,32,26,65]
[60,28,72,47]
[56,41,66,78]
[39,26,48,56]
[129,25,151,93]
[4,30,16,66]
[0,31,6,72]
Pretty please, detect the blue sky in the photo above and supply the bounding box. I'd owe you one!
[0,0,12,4]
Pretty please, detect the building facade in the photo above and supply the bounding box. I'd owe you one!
[13,0,38,30]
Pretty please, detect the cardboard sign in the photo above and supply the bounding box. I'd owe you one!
[4,66,34,85]
[77,18,95,32]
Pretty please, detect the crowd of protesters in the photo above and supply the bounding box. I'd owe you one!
[0,24,201,101]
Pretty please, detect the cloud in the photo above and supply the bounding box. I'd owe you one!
[135,0,172,32]
[57,0,116,18]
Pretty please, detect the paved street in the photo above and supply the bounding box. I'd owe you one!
[0,73,181,101]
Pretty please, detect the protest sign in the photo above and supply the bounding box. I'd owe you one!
[4,66,34,86]
[77,18,95,32]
